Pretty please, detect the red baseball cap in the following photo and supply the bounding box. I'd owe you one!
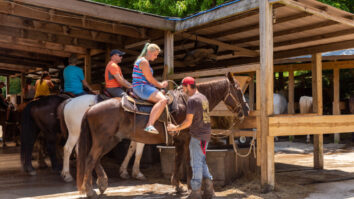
[181,77,195,86]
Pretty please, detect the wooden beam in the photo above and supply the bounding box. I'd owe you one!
[275,60,354,72]
[175,0,263,32]
[260,0,275,192]
[280,0,354,28]
[333,68,340,143]
[180,32,258,57]
[312,53,323,170]
[187,10,259,32]
[273,29,354,49]
[125,40,150,49]
[168,64,259,80]
[0,55,51,68]
[84,49,91,84]
[269,115,354,136]
[0,63,34,72]
[275,39,354,59]
[0,48,61,63]
[11,0,174,31]
[164,31,174,80]
[0,41,70,57]
[210,12,311,38]
[0,13,126,44]
[0,25,106,50]
[0,35,87,54]
[230,21,338,45]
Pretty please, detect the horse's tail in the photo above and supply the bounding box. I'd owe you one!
[20,101,37,167]
[57,99,71,140]
[76,112,92,192]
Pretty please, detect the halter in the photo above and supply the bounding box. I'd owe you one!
[223,81,241,113]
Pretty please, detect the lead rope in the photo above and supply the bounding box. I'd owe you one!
[230,126,257,158]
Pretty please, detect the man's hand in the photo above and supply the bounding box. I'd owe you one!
[167,123,177,132]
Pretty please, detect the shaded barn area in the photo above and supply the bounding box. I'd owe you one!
[0,0,352,197]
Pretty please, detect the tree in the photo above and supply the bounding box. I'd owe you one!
[93,0,353,17]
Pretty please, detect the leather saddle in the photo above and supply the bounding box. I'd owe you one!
[121,92,175,117]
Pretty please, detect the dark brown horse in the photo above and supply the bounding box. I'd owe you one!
[21,94,70,175]
[76,73,249,197]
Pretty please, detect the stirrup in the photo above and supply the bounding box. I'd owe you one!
[144,125,159,134]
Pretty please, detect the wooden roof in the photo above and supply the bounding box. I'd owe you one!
[0,0,352,82]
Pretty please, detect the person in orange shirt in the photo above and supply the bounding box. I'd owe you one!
[105,49,132,97]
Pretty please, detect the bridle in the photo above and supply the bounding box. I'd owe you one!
[223,81,242,113]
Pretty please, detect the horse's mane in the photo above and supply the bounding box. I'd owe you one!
[196,78,229,109]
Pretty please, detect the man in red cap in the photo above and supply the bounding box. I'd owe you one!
[168,77,214,199]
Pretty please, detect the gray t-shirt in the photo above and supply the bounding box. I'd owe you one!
[186,92,211,141]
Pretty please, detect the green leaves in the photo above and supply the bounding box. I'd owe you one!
[92,0,353,17]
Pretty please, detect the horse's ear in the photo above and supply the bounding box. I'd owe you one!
[227,72,235,84]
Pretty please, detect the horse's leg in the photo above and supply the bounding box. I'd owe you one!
[132,142,146,180]
[172,140,187,194]
[61,133,79,182]
[37,135,48,169]
[22,129,38,175]
[120,141,137,179]
[44,131,60,172]
[95,160,108,195]
[81,149,101,198]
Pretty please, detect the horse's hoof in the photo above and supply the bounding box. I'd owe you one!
[26,169,37,176]
[97,178,108,194]
[62,173,74,182]
[86,189,98,199]
[120,172,130,179]
[133,172,146,181]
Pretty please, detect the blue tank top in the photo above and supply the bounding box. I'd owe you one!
[132,58,153,87]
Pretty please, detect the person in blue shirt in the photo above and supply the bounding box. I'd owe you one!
[63,54,93,96]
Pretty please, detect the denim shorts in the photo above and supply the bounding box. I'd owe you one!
[107,87,126,98]
[133,84,158,100]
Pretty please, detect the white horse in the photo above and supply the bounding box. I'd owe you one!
[274,93,287,141]
[60,94,146,182]
[299,96,313,143]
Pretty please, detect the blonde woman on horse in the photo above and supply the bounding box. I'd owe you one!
[34,71,54,98]
[132,43,168,134]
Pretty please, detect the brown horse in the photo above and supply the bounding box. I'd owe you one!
[76,73,249,198]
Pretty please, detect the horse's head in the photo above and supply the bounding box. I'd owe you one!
[223,73,250,123]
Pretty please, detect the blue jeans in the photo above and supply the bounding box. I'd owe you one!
[189,136,213,190]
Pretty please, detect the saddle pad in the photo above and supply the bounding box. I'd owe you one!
[121,96,168,123]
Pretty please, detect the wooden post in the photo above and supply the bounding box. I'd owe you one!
[288,67,295,114]
[164,31,174,88]
[256,69,261,168]
[333,68,340,143]
[6,76,10,96]
[249,73,255,111]
[312,53,323,170]
[288,67,295,141]
[20,73,25,104]
[260,0,274,192]
[84,49,91,84]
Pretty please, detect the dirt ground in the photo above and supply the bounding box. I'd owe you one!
[0,141,353,199]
